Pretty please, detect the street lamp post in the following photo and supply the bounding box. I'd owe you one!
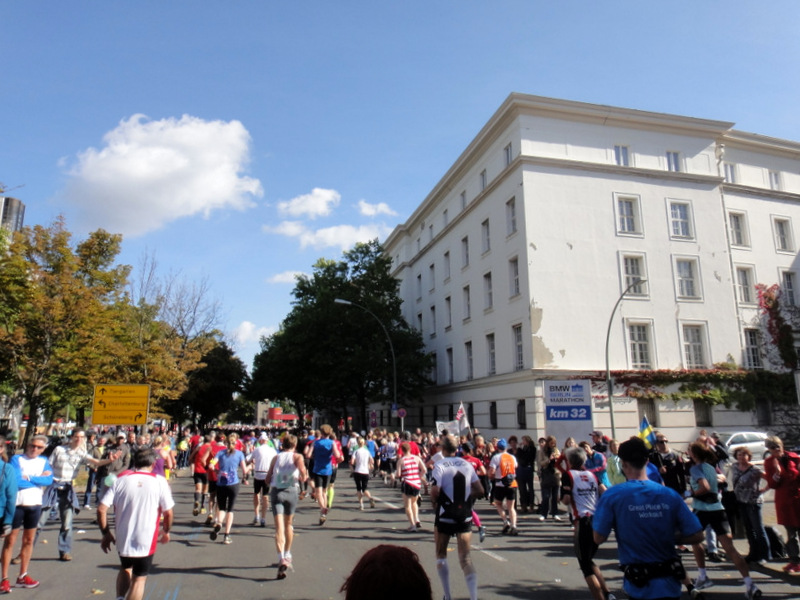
[604,279,647,440]
[333,298,398,418]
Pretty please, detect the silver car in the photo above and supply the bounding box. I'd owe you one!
[714,431,769,461]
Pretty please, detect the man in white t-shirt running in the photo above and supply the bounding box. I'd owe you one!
[250,433,277,526]
[98,447,174,600]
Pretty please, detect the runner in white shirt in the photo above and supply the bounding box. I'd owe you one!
[250,433,277,527]
[350,438,376,510]
[98,447,174,600]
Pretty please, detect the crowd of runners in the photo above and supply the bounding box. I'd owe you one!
[0,423,797,600]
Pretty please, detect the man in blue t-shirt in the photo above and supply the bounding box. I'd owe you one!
[593,437,702,600]
[309,424,342,525]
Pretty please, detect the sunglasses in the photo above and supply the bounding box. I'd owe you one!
[29,444,45,450]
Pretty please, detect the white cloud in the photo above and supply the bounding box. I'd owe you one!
[277,188,340,219]
[268,270,307,284]
[61,114,263,236]
[264,221,392,251]
[232,321,275,346]
[358,199,397,217]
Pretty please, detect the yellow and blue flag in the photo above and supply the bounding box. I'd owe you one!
[638,416,657,449]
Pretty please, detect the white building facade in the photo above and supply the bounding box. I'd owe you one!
[384,94,800,444]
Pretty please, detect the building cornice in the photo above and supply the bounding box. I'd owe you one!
[723,130,800,159]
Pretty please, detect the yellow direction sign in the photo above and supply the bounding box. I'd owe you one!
[92,384,150,426]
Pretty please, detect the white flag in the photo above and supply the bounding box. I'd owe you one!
[455,402,470,431]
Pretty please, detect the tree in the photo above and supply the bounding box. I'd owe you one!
[176,340,248,427]
[0,218,130,445]
[249,240,431,429]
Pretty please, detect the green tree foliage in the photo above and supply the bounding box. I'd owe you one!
[176,340,248,427]
[0,218,130,444]
[248,240,431,428]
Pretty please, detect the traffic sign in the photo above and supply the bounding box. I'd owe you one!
[92,384,150,426]
[397,408,407,418]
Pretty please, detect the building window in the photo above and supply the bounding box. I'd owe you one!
[428,223,434,243]
[444,296,452,329]
[429,306,436,338]
[744,328,763,370]
[442,209,449,227]
[489,401,497,428]
[416,274,422,299]
[616,194,642,235]
[736,266,756,304]
[782,271,796,306]
[443,251,451,281]
[637,398,659,427]
[516,399,527,429]
[666,151,681,172]
[669,201,693,239]
[486,333,496,375]
[467,402,474,426]
[460,191,467,211]
[446,348,454,383]
[504,143,513,166]
[448,404,454,420]
[462,285,471,321]
[509,257,520,297]
[416,237,421,253]
[693,398,712,427]
[729,212,749,247]
[675,258,700,299]
[512,324,524,371]
[429,263,435,292]
[724,163,736,184]
[481,219,491,253]
[628,323,652,369]
[483,272,493,309]
[430,353,438,383]
[622,255,647,295]
[465,341,474,380]
[682,324,706,368]
[461,236,470,267]
[480,169,487,191]
[773,217,794,252]
[416,312,422,332]
[769,170,782,191]
[614,144,629,167]
[506,197,517,235]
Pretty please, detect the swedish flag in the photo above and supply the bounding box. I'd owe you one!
[638,416,657,449]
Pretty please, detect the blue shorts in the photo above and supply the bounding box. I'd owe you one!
[13,505,42,530]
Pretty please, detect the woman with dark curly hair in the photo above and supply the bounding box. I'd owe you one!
[340,544,431,600]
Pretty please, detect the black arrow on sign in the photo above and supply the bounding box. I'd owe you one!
[99,400,106,409]
[135,412,143,421]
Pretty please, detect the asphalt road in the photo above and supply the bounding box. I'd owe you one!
[12,471,800,600]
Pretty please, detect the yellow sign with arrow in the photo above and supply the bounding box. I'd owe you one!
[92,384,150,426]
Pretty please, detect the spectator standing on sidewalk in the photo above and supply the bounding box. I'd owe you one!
[763,435,800,574]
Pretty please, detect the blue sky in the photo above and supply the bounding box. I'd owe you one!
[3,2,799,368]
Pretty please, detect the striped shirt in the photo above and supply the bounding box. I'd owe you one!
[400,455,422,489]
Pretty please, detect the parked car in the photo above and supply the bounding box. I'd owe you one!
[714,430,770,461]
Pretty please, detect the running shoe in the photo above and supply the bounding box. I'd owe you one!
[252,517,260,526]
[553,515,563,522]
[745,583,761,599]
[200,507,207,514]
[319,512,327,525]
[502,523,511,535]
[415,521,421,529]
[509,527,519,536]
[193,501,200,516]
[478,526,486,543]
[537,515,545,522]
[223,535,232,545]
[694,575,714,591]
[370,497,375,509]
[260,519,266,527]
[605,593,617,600]
[783,562,800,573]
[83,504,91,510]
[15,575,39,589]
[0,579,9,594]
[277,558,288,580]
[210,523,221,541]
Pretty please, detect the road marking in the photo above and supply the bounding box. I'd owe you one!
[471,546,508,561]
